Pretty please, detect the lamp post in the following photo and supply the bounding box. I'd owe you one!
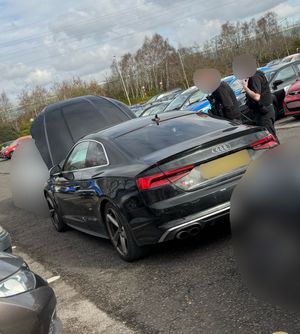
[279,18,290,56]
[113,56,131,105]
[177,50,189,88]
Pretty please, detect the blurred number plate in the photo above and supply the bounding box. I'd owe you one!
[200,150,250,179]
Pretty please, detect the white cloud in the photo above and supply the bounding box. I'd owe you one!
[0,0,296,101]
[272,3,297,17]
[26,69,53,85]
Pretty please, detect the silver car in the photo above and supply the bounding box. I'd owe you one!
[0,244,62,333]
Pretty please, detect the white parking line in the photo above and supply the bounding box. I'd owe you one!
[47,275,61,284]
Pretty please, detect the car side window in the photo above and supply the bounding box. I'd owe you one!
[63,141,89,171]
[294,63,300,76]
[85,141,108,168]
[273,66,297,83]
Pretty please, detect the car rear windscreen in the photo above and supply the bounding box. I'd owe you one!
[114,114,228,157]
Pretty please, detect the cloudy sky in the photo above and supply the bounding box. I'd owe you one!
[0,0,300,101]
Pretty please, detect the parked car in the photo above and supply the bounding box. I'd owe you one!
[262,60,300,117]
[0,252,62,334]
[0,140,14,150]
[132,88,183,116]
[1,136,31,160]
[283,79,300,118]
[0,226,12,253]
[31,95,136,169]
[139,101,170,117]
[44,111,278,261]
[0,140,14,159]
[164,86,207,112]
[281,53,300,63]
[146,88,182,105]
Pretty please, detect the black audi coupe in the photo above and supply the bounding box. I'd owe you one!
[44,111,278,261]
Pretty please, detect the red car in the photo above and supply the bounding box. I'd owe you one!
[1,135,31,159]
[284,79,300,118]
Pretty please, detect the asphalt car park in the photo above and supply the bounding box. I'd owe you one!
[0,117,300,333]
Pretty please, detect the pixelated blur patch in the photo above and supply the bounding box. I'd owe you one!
[231,142,300,310]
[232,54,256,80]
[11,138,49,217]
[193,68,221,94]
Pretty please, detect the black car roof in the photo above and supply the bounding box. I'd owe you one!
[85,111,202,141]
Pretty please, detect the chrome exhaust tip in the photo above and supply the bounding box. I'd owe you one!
[189,226,201,237]
[176,230,190,240]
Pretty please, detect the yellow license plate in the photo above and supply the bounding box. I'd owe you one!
[200,150,251,180]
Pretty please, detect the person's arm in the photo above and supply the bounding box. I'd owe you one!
[242,78,261,102]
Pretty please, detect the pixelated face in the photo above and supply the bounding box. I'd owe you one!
[193,68,221,94]
[10,138,49,217]
[231,142,300,310]
[232,54,257,80]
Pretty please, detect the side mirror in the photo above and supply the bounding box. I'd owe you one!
[273,79,284,89]
[49,164,62,176]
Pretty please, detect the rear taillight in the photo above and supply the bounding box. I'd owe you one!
[250,134,278,150]
[137,165,194,190]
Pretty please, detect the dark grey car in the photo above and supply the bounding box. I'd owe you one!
[0,226,12,253]
[0,252,62,334]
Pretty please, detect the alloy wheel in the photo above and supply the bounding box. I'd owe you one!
[106,208,128,256]
[47,198,60,230]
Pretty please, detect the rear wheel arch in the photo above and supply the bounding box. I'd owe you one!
[99,198,111,223]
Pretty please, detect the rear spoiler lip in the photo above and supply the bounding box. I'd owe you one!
[142,126,263,167]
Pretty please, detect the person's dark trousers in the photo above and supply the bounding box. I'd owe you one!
[255,105,279,143]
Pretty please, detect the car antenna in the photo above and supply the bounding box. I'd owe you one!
[152,114,160,125]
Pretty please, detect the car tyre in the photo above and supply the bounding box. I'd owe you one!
[104,202,147,262]
[46,195,68,232]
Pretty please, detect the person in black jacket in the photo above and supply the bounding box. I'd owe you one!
[193,68,241,122]
[242,70,278,141]
[208,81,241,121]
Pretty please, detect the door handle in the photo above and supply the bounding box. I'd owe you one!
[77,189,96,197]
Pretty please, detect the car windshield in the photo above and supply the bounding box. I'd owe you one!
[114,114,226,158]
[142,103,168,117]
[165,88,198,111]
[147,95,158,104]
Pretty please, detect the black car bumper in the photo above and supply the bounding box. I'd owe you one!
[129,174,240,246]
[0,227,12,253]
[158,201,230,242]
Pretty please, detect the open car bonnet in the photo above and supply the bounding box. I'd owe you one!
[30,95,136,169]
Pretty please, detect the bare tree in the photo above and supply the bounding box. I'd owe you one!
[0,91,12,123]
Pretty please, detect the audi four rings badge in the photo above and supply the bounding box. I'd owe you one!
[211,144,231,154]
